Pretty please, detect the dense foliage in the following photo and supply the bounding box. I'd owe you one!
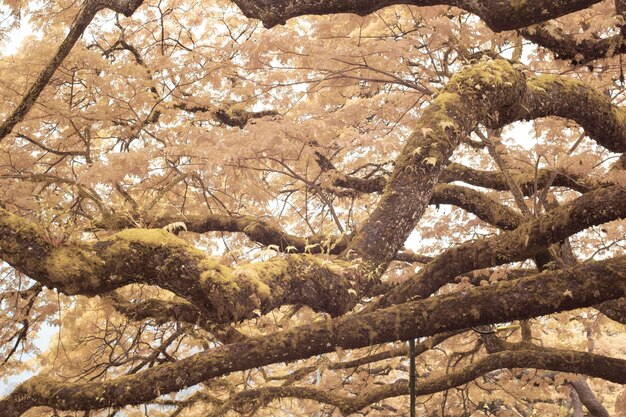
[0,0,625,415]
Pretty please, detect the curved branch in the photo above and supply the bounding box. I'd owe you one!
[345,60,528,266]
[0,208,360,323]
[521,25,625,64]
[345,59,626,270]
[222,349,626,415]
[372,185,626,308]
[1,255,624,416]
[231,0,602,31]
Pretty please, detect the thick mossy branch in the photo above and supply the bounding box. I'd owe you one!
[100,182,520,253]
[373,185,626,308]
[0,209,54,280]
[2,256,624,416]
[498,74,626,153]
[0,209,360,323]
[175,102,278,128]
[345,59,626,271]
[346,59,527,266]
[231,0,601,30]
[99,213,349,255]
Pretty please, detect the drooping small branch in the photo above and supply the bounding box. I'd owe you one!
[1,255,624,416]
[569,379,611,417]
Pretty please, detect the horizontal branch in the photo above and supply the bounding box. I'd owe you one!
[0,208,361,323]
[440,162,597,195]
[1,255,624,416]
[225,348,626,415]
[521,25,625,64]
[328,330,459,370]
[231,0,601,31]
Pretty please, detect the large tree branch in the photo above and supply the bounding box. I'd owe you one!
[231,0,602,31]
[521,24,626,65]
[372,185,626,308]
[333,161,598,195]
[444,162,597,194]
[344,59,626,271]
[0,208,360,323]
[1,255,624,416]
[345,60,528,267]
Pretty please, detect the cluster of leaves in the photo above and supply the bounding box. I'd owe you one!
[0,0,625,416]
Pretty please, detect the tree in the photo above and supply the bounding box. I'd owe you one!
[0,0,625,415]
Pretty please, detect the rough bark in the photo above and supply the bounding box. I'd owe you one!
[344,58,626,271]
[1,255,624,416]
[231,0,602,31]
[372,185,626,308]
[440,162,598,195]
[0,208,359,323]
[521,25,626,64]
[345,59,527,267]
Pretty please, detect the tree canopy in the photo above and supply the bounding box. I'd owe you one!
[0,0,625,416]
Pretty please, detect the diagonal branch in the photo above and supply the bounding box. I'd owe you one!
[371,185,626,308]
[0,0,143,142]
[343,59,626,272]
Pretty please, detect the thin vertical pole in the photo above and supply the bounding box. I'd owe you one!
[409,339,416,417]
